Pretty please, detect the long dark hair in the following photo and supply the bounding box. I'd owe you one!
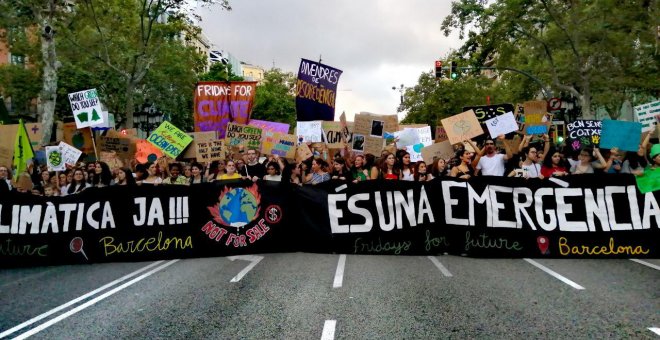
[542,148,570,169]
[117,167,137,186]
[67,168,87,194]
[93,162,113,186]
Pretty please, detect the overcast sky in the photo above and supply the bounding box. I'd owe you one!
[196,0,462,121]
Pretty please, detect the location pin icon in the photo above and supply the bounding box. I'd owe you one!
[537,236,549,254]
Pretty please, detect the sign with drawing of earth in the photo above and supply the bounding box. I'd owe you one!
[208,184,261,228]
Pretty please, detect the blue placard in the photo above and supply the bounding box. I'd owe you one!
[599,120,642,152]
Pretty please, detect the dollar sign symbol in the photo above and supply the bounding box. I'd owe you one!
[269,207,278,221]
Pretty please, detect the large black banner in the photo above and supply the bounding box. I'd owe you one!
[0,176,658,267]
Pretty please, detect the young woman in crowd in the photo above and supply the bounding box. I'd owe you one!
[93,161,114,187]
[304,157,330,184]
[330,158,349,181]
[140,162,163,185]
[398,151,414,181]
[414,161,432,182]
[286,163,303,185]
[431,158,449,178]
[0,165,12,189]
[217,160,241,180]
[189,163,207,184]
[183,164,192,179]
[520,146,544,179]
[570,148,607,174]
[114,167,137,186]
[49,172,59,188]
[449,149,474,179]
[350,154,369,183]
[37,170,51,188]
[603,147,624,174]
[64,168,89,195]
[163,163,188,185]
[541,148,570,177]
[58,172,68,192]
[263,162,282,182]
[378,152,400,180]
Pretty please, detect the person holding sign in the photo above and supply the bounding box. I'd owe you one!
[473,135,513,176]
[241,149,266,182]
[636,144,660,193]
[449,149,475,179]
[304,158,330,184]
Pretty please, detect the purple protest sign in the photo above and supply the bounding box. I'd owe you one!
[248,119,290,134]
[295,58,343,121]
[194,81,257,138]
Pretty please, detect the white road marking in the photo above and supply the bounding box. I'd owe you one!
[228,255,264,282]
[321,320,336,340]
[0,261,165,339]
[427,256,453,277]
[10,260,179,340]
[523,258,585,290]
[649,327,660,336]
[333,255,347,288]
[630,259,660,271]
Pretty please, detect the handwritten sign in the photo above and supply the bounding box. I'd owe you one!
[296,121,323,143]
[194,81,257,138]
[322,121,345,148]
[59,141,83,166]
[566,120,602,151]
[435,124,448,142]
[485,112,518,137]
[440,110,484,144]
[363,136,384,155]
[68,88,105,128]
[463,103,514,122]
[524,113,548,135]
[248,119,290,134]
[261,132,296,159]
[296,143,314,163]
[634,100,660,132]
[45,145,65,171]
[353,112,399,136]
[100,151,124,170]
[225,123,263,151]
[135,139,164,163]
[147,121,192,159]
[421,141,454,164]
[599,120,642,152]
[98,136,135,159]
[196,140,226,162]
[523,100,547,115]
[416,126,433,146]
[180,131,216,159]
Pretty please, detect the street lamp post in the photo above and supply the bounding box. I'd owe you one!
[392,84,404,104]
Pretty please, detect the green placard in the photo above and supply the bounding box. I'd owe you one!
[147,121,193,158]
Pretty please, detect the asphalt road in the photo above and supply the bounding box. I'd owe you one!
[0,254,658,339]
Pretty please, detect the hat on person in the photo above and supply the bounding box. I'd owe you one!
[650,144,660,159]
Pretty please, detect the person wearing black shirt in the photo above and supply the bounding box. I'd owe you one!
[241,148,266,182]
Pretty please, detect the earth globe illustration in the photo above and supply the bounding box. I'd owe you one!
[217,188,259,228]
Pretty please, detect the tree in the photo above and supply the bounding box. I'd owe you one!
[250,68,297,129]
[441,0,659,119]
[63,0,231,128]
[199,62,244,82]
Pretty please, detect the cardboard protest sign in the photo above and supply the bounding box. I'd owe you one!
[363,136,384,155]
[566,120,602,151]
[45,145,66,171]
[0,146,11,167]
[135,139,164,163]
[98,136,136,159]
[599,120,642,152]
[421,141,455,164]
[99,151,124,170]
[248,119,290,134]
[225,123,263,151]
[0,122,44,149]
[523,100,547,115]
[352,134,365,152]
[61,122,95,157]
[296,59,343,121]
[147,121,193,159]
[196,140,226,162]
[485,112,518,137]
[296,143,314,163]
[68,89,105,128]
[180,131,216,159]
[296,121,323,143]
[462,103,515,122]
[524,113,548,135]
[338,112,354,145]
[59,141,83,166]
[634,100,660,132]
[194,81,257,138]
[435,124,448,142]
[353,112,399,136]
[440,110,484,145]
[322,121,345,148]
[262,132,297,159]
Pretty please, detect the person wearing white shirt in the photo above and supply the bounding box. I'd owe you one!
[473,135,513,176]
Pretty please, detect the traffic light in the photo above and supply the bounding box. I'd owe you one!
[450,61,458,79]
[435,60,443,79]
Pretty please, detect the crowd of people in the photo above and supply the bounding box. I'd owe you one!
[1,132,659,197]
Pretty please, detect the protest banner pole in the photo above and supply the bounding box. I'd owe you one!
[89,127,99,159]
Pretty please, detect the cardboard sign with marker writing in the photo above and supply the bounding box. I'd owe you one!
[440,110,484,145]
[524,113,548,135]
[296,143,314,163]
[262,132,296,159]
[322,121,345,148]
[196,140,226,162]
[147,121,193,159]
[62,122,95,157]
[363,136,385,155]
[421,141,455,164]
[523,100,547,115]
[181,131,216,159]
[98,136,136,159]
[353,112,399,135]
[225,123,263,151]
[435,124,448,142]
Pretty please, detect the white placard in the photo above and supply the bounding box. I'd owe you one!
[68,88,105,128]
[485,112,519,137]
[393,128,420,146]
[405,143,424,162]
[634,100,660,132]
[416,126,433,146]
[45,145,66,171]
[59,141,83,166]
[296,121,323,143]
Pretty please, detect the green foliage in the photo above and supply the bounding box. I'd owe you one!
[251,68,297,129]
[199,62,244,82]
[0,65,41,115]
